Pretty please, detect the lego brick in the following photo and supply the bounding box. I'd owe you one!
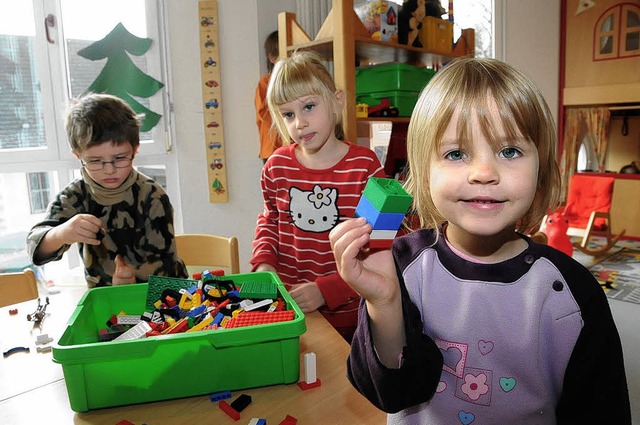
[219,400,240,420]
[209,390,232,402]
[230,393,252,412]
[368,239,394,249]
[279,415,298,425]
[362,177,413,213]
[225,310,295,329]
[304,352,317,384]
[146,275,199,310]
[240,280,278,299]
[297,378,322,390]
[370,229,398,240]
[356,196,405,230]
[114,321,152,341]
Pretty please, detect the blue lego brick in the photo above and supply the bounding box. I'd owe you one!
[355,195,405,230]
[210,390,232,402]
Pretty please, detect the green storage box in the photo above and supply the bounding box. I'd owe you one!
[357,90,420,117]
[356,63,436,95]
[52,272,306,412]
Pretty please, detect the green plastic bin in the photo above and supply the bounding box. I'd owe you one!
[356,63,436,95]
[52,272,306,412]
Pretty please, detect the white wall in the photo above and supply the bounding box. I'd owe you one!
[167,0,559,273]
[167,0,295,272]
[499,0,561,125]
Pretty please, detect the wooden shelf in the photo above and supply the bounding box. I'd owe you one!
[287,37,462,67]
[278,0,473,142]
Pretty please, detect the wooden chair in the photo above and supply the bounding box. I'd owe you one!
[175,234,240,276]
[562,174,625,256]
[0,268,39,308]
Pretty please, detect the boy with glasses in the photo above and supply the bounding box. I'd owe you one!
[27,93,187,287]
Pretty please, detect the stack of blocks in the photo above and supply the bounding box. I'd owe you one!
[355,177,413,249]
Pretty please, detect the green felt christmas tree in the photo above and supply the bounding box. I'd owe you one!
[78,23,164,132]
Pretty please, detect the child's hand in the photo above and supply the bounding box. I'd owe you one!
[54,214,105,246]
[288,282,324,313]
[112,254,136,285]
[329,217,399,306]
[255,263,277,273]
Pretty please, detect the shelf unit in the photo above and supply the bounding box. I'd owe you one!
[277,0,474,142]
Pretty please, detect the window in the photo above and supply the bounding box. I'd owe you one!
[27,172,53,213]
[438,0,494,58]
[0,0,175,271]
[594,4,640,60]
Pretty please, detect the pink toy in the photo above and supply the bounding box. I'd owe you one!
[543,212,573,257]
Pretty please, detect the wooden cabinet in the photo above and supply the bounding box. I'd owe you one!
[277,0,473,142]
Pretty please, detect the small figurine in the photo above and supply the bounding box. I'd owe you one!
[27,297,50,323]
[542,212,573,257]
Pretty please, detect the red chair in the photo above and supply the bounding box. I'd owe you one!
[562,174,625,255]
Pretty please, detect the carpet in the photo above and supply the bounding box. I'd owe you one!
[588,249,640,305]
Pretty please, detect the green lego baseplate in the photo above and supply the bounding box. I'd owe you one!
[146,275,200,310]
[239,280,278,299]
[363,177,413,213]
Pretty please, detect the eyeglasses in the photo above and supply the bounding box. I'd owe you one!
[80,156,133,171]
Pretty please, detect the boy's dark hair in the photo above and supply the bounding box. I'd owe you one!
[66,93,142,153]
[264,30,279,72]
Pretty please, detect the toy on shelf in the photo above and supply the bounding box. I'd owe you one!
[356,103,369,118]
[355,177,413,249]
[366,98,399,117]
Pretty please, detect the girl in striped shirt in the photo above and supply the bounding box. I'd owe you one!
[250,51,385,342]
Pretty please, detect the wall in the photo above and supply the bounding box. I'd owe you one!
[563,0,640,105]
[167,0,559,273]
[167,0,295,272]
[500,0,561,126]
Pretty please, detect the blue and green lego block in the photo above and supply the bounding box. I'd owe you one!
[356,178,413,249]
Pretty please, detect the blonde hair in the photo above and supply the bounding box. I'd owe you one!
[266,51,344,144]
[404,57,561,234]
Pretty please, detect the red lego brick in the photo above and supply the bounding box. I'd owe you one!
[225,310,295,329]
[279,414,298,425]
[368,238,393,249]
[219,400,240,421]
[297,378,322,390]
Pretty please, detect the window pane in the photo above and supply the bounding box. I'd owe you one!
[626,31,639,51]
[600,35,613,54]
[0,2,46,151]
[27,172,53,213]
[0,171,59,273]
[439,0,493,58]
[61,0,157,141]
[626,10,639,28]
[602,14,614,32]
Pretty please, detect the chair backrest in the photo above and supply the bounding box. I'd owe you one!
[175,234,240,275]
[564,174,615,230]
[0,268,39,308]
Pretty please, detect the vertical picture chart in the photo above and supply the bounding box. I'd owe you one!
[198,0,228,203]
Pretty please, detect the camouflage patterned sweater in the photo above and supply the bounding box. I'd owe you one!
[27,170,188,287]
